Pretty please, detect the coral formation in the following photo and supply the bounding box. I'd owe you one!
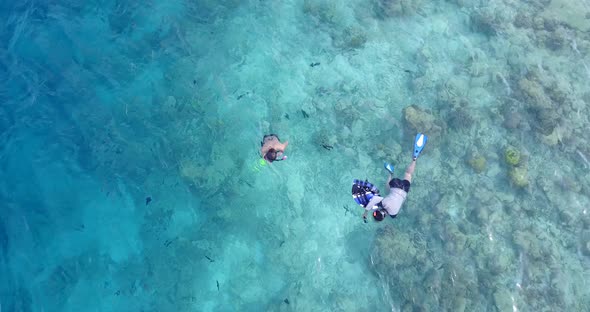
[466,153,486,173]
[340,26,367,50]
[504,146,521,166]
[509,166,528,188]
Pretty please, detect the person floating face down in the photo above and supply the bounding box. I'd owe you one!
[362,159,417,221]
[260,134,289,163]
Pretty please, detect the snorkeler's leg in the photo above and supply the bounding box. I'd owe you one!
[403,160,416,183]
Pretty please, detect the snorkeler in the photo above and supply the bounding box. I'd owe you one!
[260,134,289,163]
[352,133,427,222]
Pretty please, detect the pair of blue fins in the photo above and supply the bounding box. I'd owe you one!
[383,133,428,174]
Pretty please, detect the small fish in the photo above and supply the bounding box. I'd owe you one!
[216,280,220,291]
[284,298,290,305]
[279,240,285,247]
[321,144,333,150]
[310,62,320,67]
[145,197,152,205]
[342,205,350,216]
[301,110,309,118]
[205,255,215,263]
[284,113,290,120]
[193,80,197,85]
[237,92,249,100]
[403,69,412,73]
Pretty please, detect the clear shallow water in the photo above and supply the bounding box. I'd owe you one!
[1,0,590,311]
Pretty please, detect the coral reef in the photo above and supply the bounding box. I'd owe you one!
[373,0,422,17]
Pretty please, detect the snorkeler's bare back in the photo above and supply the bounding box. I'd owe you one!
[260,138,288,157]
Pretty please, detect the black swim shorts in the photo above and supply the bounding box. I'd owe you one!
[389,178,410,192]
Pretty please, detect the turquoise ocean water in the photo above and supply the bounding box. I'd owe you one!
[1,0,590,311]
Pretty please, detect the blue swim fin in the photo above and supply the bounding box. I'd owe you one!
[384,162,395,174]
[413,133,428,160]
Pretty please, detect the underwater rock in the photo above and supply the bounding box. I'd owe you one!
[452,296,467,312]
[517,78,551,109]
[501,107,523,130]
[466,153,486,173]
[339,26,367,50]
[504,146,521,166]
[470,7,508,36]
[486,251,512,275]
[513,12,532,28]
[402,105,446,143]
[544,27,568,51]
[540,0,590,32]
[558,204,576,225]
[179,159,203,184]
[509,167,528,188]
[302,0,339,25]
[513,231,540,259]
[539,126,563,146]
[545,79,572,107]
[493,288,513,312]
[534,107,560,135]
[582,236,590,256]
[437,77,468,107]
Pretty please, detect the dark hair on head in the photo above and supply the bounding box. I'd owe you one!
[373,209,386,221]
[265,149,277,161]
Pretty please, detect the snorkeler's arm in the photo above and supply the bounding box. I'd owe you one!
[362,196,382,221]
[364,196,383,211]
[274,151,287,161]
